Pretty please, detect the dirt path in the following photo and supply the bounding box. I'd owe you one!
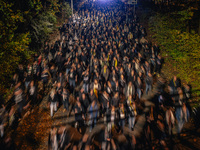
[13,95,51,149]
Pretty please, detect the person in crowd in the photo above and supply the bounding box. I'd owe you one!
[101,125,112,150]
[56,82,62,106]
[24,63,32,89]
[119,74,126,95]
[89,89,97,103]
[136,76,143,100]
[57,72,65,87]
[74,100,85,133]
[113,80,120,95]
[13,82,25,118]
[1,134,16,150]
[80,93,89,115]
[176,101,190,134]
[82,68,90,94]
[156,54,162,74]
[0,104,7,138]
[27,80,37,110]
[67,68,77,92]
[90,78,101,100]
[17,64,25,83]
[165,107,175,136]
[111,92,120,108]
[88,100,99,132]
[32,61,39,82]
[118,103,126,133]
[125,81,135,99]
[127,101,137,130]
[168,75,181,97]
[106,81,113,97]
[48,127,58,150]
[48,88,58,118]
[145,72,153,95]
[109,106,117,132]
[41,67,51,92]
[101,65,110,83]
[62,88,69,112]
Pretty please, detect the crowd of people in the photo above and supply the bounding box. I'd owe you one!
[0,0,192,149]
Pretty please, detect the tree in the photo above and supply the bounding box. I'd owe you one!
[0,0,72,97]
[0,0,31,91]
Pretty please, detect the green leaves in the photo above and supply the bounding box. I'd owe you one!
[0,0,31,94]
[30,11,57,45]
[0,0,71,97]
[174,7,196,21]
[62,2,72,19]
[149,11,200,102]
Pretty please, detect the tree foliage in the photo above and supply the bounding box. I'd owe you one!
[62,2,72,19]
[30,11,57,49]
[0,0,31,91]
[149,11,200,99]
[0,0,71,96]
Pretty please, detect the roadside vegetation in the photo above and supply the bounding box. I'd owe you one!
[140,0,200,107]
[0,0,71,98]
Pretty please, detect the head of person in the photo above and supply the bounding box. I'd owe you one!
[114,92,119,98]
[173,75,177,81]
[121,103,124,108]
[111,106,115,112]
[92,100,96,107]
[30,80,34,87]
[132,101,136,107]
[121,74,124,80]
[94,79,98,84]
[90,89,94,95]
[77,100,81,107]
[82,93,85,100]
[131,70,135,76]
[128,81,132,86]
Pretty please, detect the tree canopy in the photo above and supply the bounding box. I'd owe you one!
[0,0,71,97]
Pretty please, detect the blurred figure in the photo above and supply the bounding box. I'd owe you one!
[165,107,175,136]
[74,100,85,133]
[0,104,6,138]
[128,101,137,130]
[145,72,153,95]
[88,100,99,132]
[48,127,58,150]
[62,88,69,112]
[2,134,16,150]
[125,81,135,99]
[118,103,126,133]
[168,75,181,97]
[48,89,58,118]
[27,80,37,110]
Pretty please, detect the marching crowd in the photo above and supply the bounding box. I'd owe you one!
[0,1,192,149]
